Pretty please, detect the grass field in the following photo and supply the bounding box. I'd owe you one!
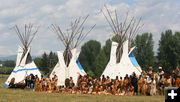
[0,74,165,102]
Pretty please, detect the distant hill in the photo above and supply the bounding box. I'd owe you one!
[0,55,16,60]
[0,55,39,60]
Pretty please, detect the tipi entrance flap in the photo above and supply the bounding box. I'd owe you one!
[128,46,136,55]
[16,46,23,67]
[68,48,79,66]
[70,48,77,60]
[57,51,66,68]
[122,40,129,55]
[109,42,118,64]
[119,40,129,64]
[75,52,80,61]
[71,48,80,61]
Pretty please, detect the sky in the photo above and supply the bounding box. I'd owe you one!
[0,0,180,57]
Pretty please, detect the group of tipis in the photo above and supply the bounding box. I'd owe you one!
[4,6,143,86]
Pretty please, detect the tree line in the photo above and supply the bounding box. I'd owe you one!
[0,60,15,74]
[79,29,180,76]
[0,29,179,76]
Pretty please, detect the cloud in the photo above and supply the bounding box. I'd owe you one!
[132,0,180,53]
[0,0,180,57]
[0,46,15,57]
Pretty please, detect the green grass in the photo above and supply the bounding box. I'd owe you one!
[0,74,165,102]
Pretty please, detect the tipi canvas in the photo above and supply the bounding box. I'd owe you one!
[101,40,142,79]
[50,48,86,86]
[4,47,41,87]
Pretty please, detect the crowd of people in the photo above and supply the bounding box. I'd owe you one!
[30,66,180,96]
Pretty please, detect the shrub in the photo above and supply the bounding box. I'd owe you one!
[0,67,13,74]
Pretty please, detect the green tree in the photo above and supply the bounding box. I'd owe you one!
[2,60,15,67]
[93,50,108,77]
[133,33,154,70]
[34,51,58,75]
[158,30,180,71]
[41,52,49,75]
[174,32,180,67]
[79,40,101,75]
[34,57,42,69]
[48,51,58,69]
[0,67,13,74]
[93,39,112,77]
[102,39,112,61]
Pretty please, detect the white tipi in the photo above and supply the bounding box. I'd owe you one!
[101,40,142,79]
[50,15,95,86]
[50,48,86,86]
[101,6,143,79]
[4,24,41,87]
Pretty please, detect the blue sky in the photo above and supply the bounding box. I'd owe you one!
[0,0,180,57]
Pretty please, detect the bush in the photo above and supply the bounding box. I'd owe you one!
[1,60,15,67]
[0,67,13,74]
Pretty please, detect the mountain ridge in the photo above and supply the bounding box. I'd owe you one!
[0,55,39,60]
